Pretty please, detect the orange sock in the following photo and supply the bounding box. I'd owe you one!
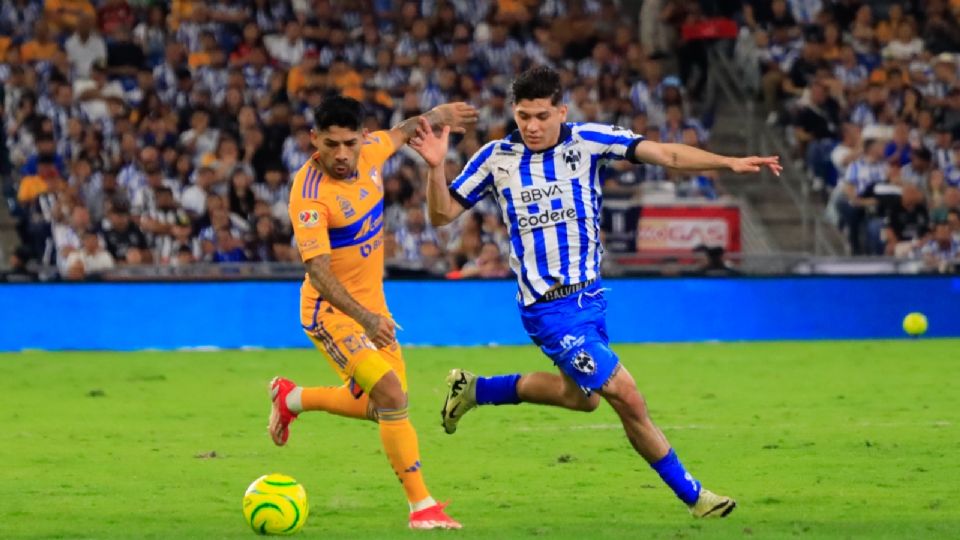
[301,384,371,420]
[378,408,431,504]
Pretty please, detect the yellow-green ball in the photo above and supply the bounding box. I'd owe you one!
[242,474,308,535]
[903,312,928,336]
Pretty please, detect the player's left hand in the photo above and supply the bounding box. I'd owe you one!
[432,102,479,134]
[730,156,782,176]
[409,117,450,168]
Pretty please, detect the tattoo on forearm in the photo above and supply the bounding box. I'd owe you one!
[307,255,376,329]
[393,108,443,140]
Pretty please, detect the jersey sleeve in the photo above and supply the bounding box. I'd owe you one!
[362,130,397,167]
[289,190,332,262]
[575,122,645,164]
[449,141,497,209]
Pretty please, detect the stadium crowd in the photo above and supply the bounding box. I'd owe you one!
[4,0,958,282]
[735,0,960,268]
[0,0,730,281]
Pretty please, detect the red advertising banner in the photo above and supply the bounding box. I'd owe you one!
[637,205,741,253]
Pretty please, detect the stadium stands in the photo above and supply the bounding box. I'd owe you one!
[2,0,959,281]
[735,0,960,266]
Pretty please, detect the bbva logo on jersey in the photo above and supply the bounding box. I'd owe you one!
[563,148,582,171]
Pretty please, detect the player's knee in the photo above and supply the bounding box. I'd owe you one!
[572,393,601,412]
[369,371,407,410]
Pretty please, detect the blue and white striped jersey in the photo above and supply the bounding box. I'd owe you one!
[450,122,643,305]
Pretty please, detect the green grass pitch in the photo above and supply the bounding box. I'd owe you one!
[2,341,959,539]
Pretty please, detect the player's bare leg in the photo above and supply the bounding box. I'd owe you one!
[517,371,600,411]
[599,365,736,518]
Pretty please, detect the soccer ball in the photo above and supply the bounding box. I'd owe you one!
[242,474,309,535]
[902,312,928,337]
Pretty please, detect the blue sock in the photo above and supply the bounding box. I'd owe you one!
[651,449,702,505]
[474,374,521,405]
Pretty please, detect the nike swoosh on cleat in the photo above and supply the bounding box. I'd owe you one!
[703,500,734,517]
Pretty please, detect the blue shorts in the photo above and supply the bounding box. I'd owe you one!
[519,281,619,395]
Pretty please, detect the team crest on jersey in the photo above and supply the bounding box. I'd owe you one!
[370,166,382,192]
[336,195,356,218]
[298,209,321,228]
[563,148,582,172]
[571,350,596,375]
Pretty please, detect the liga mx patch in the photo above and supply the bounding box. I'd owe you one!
[298,209,321,228]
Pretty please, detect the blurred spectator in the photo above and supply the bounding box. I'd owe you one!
[882,184,931,258]
[102,202,151,265]
[65,15,106,79]
[456,241,510,278]
[838,139,889,254]
[63,228,115,280]
[921,221,960,272]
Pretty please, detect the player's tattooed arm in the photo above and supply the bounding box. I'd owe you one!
[387,102,478,149]
[634,140,782,176]
[306,255,396,348]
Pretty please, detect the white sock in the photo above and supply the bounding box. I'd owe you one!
[410,496,437,513]
[286,386,303,413]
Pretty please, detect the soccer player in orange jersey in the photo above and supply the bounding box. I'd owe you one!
[270,95,477,530]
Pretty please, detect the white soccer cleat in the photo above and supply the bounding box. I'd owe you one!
[441,369,477,435]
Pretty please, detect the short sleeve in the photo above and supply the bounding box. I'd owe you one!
[575,123,645,163]
[289,196,331,262]
[450,141,497,209]
[361,130,397,167]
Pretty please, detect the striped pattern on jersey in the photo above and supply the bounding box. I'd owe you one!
[450,122,643,305]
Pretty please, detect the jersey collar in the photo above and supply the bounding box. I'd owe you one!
[508,123,573,153]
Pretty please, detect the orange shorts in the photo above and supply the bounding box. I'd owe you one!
[301,297,407,394]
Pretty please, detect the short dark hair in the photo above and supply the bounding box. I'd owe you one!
[511,66,562,105]
[313,95,365,131]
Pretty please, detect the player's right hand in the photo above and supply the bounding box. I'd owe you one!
[363,314,396,349]
[409,117,450,168]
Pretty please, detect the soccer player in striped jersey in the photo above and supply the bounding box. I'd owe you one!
[409,66,781,519]
[270,95,477,530]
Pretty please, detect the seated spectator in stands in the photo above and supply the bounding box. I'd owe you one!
[795,80,841,188]
[181,164,217,217]
[782,39,829,105]
[921,221,960,273]
[103,202,151,264]
[948,209,960,243]
[53,204,91,273]
[931,125,955,170]
[884,120,913,167]
[394,206,439,267]
[882,184,931,257]
[839,138,889,254]
[830,123,863,186]
[17,155,62,205]
[20,20,60,65]
[141,187,188,264]
[211,227,247,263]
[179,108,220,166]
[247,216,284,263]
[172,244,196,267]
[456,241,511,279]
[21,134,66,177]
[883,21,924,62]
[851,82,896,127]
[63,228,115,280]
[900,147,933,193]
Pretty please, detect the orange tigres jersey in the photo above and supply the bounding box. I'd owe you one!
[289,130,395,314]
